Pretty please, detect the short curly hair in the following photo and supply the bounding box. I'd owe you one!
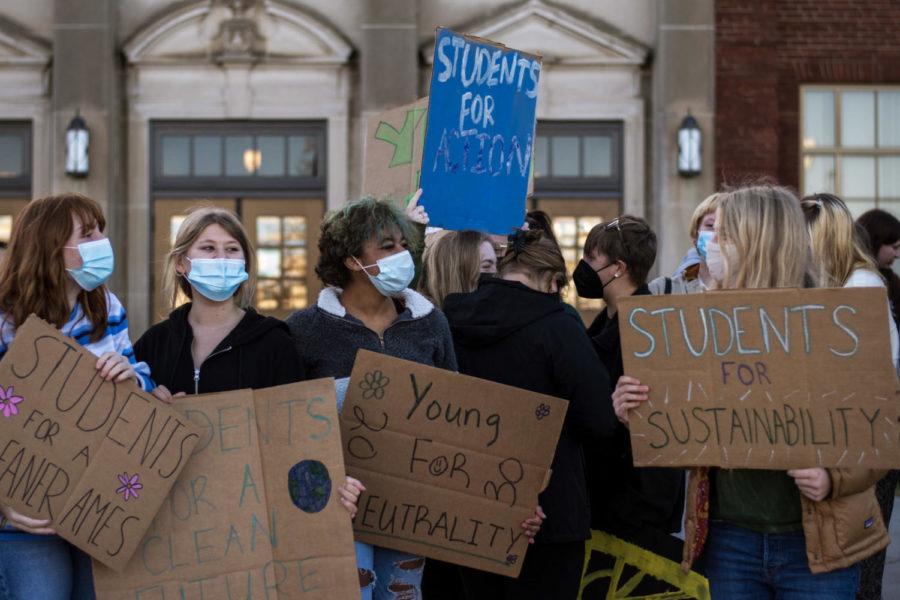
[315,197,420,288]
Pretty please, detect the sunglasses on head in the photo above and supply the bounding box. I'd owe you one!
[603,218,631,256]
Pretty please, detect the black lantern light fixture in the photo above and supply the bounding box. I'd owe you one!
[65,111,89,178]
[677,112,701,177]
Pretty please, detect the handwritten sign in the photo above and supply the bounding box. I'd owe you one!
[620,288,900,469]
[340,350,567,577]
[93,380,359,599]
[0,316,199,571]
[363,97,429,203]
[419,28,541,235]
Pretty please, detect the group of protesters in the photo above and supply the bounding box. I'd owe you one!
[0,181,896,600]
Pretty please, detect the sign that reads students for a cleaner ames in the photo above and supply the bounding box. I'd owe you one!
[620,288,900,470]
[0,316,200,571]
[419,28,541,235]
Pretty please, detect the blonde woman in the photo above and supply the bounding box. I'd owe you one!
[802,193,899,368]
[613,185,887,599]
[135,206,364,519]
[648,192,722,295]
[419,230,495,308]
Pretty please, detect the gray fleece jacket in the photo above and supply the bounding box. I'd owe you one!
[286,287,458,400]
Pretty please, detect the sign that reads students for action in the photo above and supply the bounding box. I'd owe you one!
[341,350,567,577]
[0,316,200,571]
[93,381,359,599]
[419,28,541,235]
[619,288,900,469]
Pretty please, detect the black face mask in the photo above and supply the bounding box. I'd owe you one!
[477,272,496,286]
[573,259,615,299]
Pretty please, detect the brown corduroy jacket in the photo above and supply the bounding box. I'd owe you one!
[682,467,889,574]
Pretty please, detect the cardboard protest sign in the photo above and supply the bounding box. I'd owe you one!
[0,315,200,571]
[340,350,567,577]
[93,380,359,599]
[419,28,541,235]
[363,97,429,203]
[619,288,900,469]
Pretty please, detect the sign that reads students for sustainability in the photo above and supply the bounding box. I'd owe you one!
[419,28,541,235]
[620,288,900,470]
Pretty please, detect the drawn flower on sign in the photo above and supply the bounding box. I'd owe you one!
[506,554,519,565]
[534,403,551,420]
[116,473,143,502]
[359,370,390,400]
[0,386,24,418]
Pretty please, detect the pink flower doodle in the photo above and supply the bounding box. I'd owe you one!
[116,473,143,502]
[0,386,24,418]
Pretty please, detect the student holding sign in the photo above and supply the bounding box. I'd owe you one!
[614,185,888,599]
[287,197,459,599]
[0,194,153,599]
[443,229,617,599]
[134,206,364,514]
[572,216,688,594]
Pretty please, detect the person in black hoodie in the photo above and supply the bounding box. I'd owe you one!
[571,216,687,594]
[443,229,617,600]
[136,206,364,516]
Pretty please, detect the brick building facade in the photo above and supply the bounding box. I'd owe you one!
[715,0,900,207]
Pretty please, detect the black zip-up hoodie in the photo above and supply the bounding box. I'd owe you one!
[443,279,617,544]
[134,303,304,394]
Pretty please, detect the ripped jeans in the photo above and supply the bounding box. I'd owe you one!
[355,541,425,600]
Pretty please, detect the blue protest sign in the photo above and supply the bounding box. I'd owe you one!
[419,28,541,235]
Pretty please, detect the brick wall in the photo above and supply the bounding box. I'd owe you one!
[715,0,900,189]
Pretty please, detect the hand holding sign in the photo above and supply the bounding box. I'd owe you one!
[612,375,650,427]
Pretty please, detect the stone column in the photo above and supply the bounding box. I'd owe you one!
[51,0,126,291]
[351,0,419,197]
[650,0,716,276]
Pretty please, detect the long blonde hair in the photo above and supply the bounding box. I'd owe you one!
[419,230,486,308]
[716,185,811,289]
[163,206,257,309]
[802,193,881,287]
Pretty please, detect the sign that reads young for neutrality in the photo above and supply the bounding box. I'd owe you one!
[419,28,541,235]
[620,288,900,470]
[0,316,200,571]
[341,350,567,577]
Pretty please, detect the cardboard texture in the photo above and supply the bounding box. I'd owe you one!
[93,380,359,599]
[619,288,900,469]
[0,316,200,571]
[340,350,568,577]
[419,28,542,235]
[363,97,429,204]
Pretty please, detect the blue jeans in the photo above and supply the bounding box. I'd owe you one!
[0,527,95,599]
[704,521,859,600]
[355,541,425,600]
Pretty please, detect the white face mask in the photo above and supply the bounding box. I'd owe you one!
[354,250,415,297]
[705,240,726,283]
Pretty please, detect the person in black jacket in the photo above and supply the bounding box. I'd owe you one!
[136,206,363,517]
[443,229,617,600]
[572,216,687,593]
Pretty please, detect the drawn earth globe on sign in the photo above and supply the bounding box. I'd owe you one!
[288,459,332,513]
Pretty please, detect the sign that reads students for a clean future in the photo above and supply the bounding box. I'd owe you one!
[93,381,359,599]
[341,350,567,577]
[0,315,200,571]
[620,288,900,470]
[419,28,541,235]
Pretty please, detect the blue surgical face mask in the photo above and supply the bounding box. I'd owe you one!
[65,238,114,291]
[696,230,715,261]
[355,250,415,297]
[186,258,249,302]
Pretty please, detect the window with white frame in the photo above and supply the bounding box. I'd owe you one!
[802,86,900,217]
